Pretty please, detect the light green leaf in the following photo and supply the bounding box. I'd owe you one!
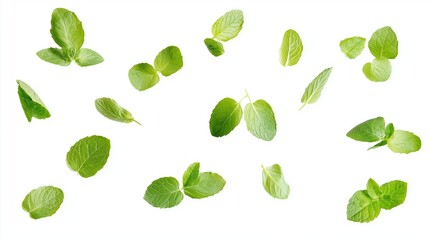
[66,135,111,178]
[36,48,71,66]
[95,97,140,125]
[300,67,333,110]
[347,190,381,223]
[183,162,200,188]
[128,63,160,91]
[280,29,303,66]
[340,36,366,59]
[211,10,244,42]
[262,164,290,199]
[184,172,226,199]
[144,177,184,208]
[22,186,64,219]
[346,117,386,142]
[244,99,276,141]
[366,178,381,200]
[363,58,392,82]
[209,98,243,137]
[387,130,421,154]
[204,38,224,57]
[154,46,183,76]
[50,8,84,53]
[368,26,398,59]
[17,80,51,122]
[379,180,407,210]
[76,48,104,67]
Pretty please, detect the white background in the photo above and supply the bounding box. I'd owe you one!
[1,0,428,239]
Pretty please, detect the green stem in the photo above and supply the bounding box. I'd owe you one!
[133,119,142,126]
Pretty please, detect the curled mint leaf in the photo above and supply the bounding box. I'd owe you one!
[211,10,244,42]
[209,97,243,137]
[387,130,421,154]
[154,46,183,77]
[363,58,392,82]
[17,80,51,122]
[300,67,333,110]
[368,26,398,59]
[204,38,224,57]
[22,186,64,219]
[262,164,290,199]
[144,177,184,208]
[95,97,140,125]
[280,29,303,66]
[339,36,366,59]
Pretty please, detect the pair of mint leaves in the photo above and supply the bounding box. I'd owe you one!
[347,178,407,223]
[37,8,103,67]
[347,117,421,154]
[340,26,398,82]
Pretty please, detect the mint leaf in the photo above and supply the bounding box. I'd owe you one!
[300,67,333,110]
[209,97,243,137]
[50,8,84,52]
[379,180,407,210]
[211,10,244,42]
[363,58,392,82]
[368,26,398,59]
[66,135,111,178]
[154,46,183,76]
[366,178,381,200]
[95,97,140,125]
[144,177,184,208]
[244,99,277,141]
[17,80,51,122]
[128,63,160,91]
[385,123,395,139]
[387,130,421,154]
[347,190,381,223]
[280,29,303,66]
[184,172,226,199]
[368,140,387,150]
[36,48,71,66]
[183,162,200,188]
[22,186,64,219]
[76,48,104,67]
[340,36,366,59]
[346,117,386,142]
[262,164,290,199]
[204,38,224,57]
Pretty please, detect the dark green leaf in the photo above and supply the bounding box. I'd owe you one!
[346,117,385,142]
[204,38,224,57]
[209,98,243,137]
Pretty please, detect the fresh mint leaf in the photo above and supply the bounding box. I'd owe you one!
[36,48,71,66]
[211,10,244,42]
[204,38,224,57]
[280,29,303,66]
[368,26,398,59]
[262,164,290,199]
[363,58,392,82]
[144,177,184,208]
[76,48,104,67]
[244,99,277,141]
[184,172,226,199]
[22,186,64,219]
[347,190,381,223]
[385,123,395,139]
[50,8,84,53]
[95,97,140,125]
[17,80,51,122]
[182,162,200,188]
[209,98,243,137]
[128,63,160,91]
[366,178,381,200]
[154,46,183,76]
[66,135,111,178]
[346,117,386,142]
[379,180,407,210]
[300,67,333,110]
[340,36,366,59]
[387,130,421,154]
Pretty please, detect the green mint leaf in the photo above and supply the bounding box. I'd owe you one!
[17,80,51,122]
[300,67,333,110]
[95,97,140,125]
[366,178,381,200]
[280,29,303,66]
[184,172,226,199]
[66,135,111,178]
[339,36,366,59]
[36,48,71,66]
[211,10,244,42]
[368,140,387,150]
[50,8,84,53]
[379,180,407,210]
[363,58,392,82]
[22,186,64,219]
[144,177,184,208]
[262,164,290,199]
[75,48,104,67]
[346,117,386,142]
[385,123,395,139]
[368,26,398,59]
[154,46,183,76]
[128,63,160,91]
[347,190,381,223]
[387,130,421,154]
[244,99,277,141]
[209,97,243,137]
[182,162,200,188]
[204,38,225,57]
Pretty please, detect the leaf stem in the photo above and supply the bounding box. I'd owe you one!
[299,103,306,111]
[133,119,142,125]
[244,89,252,103]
